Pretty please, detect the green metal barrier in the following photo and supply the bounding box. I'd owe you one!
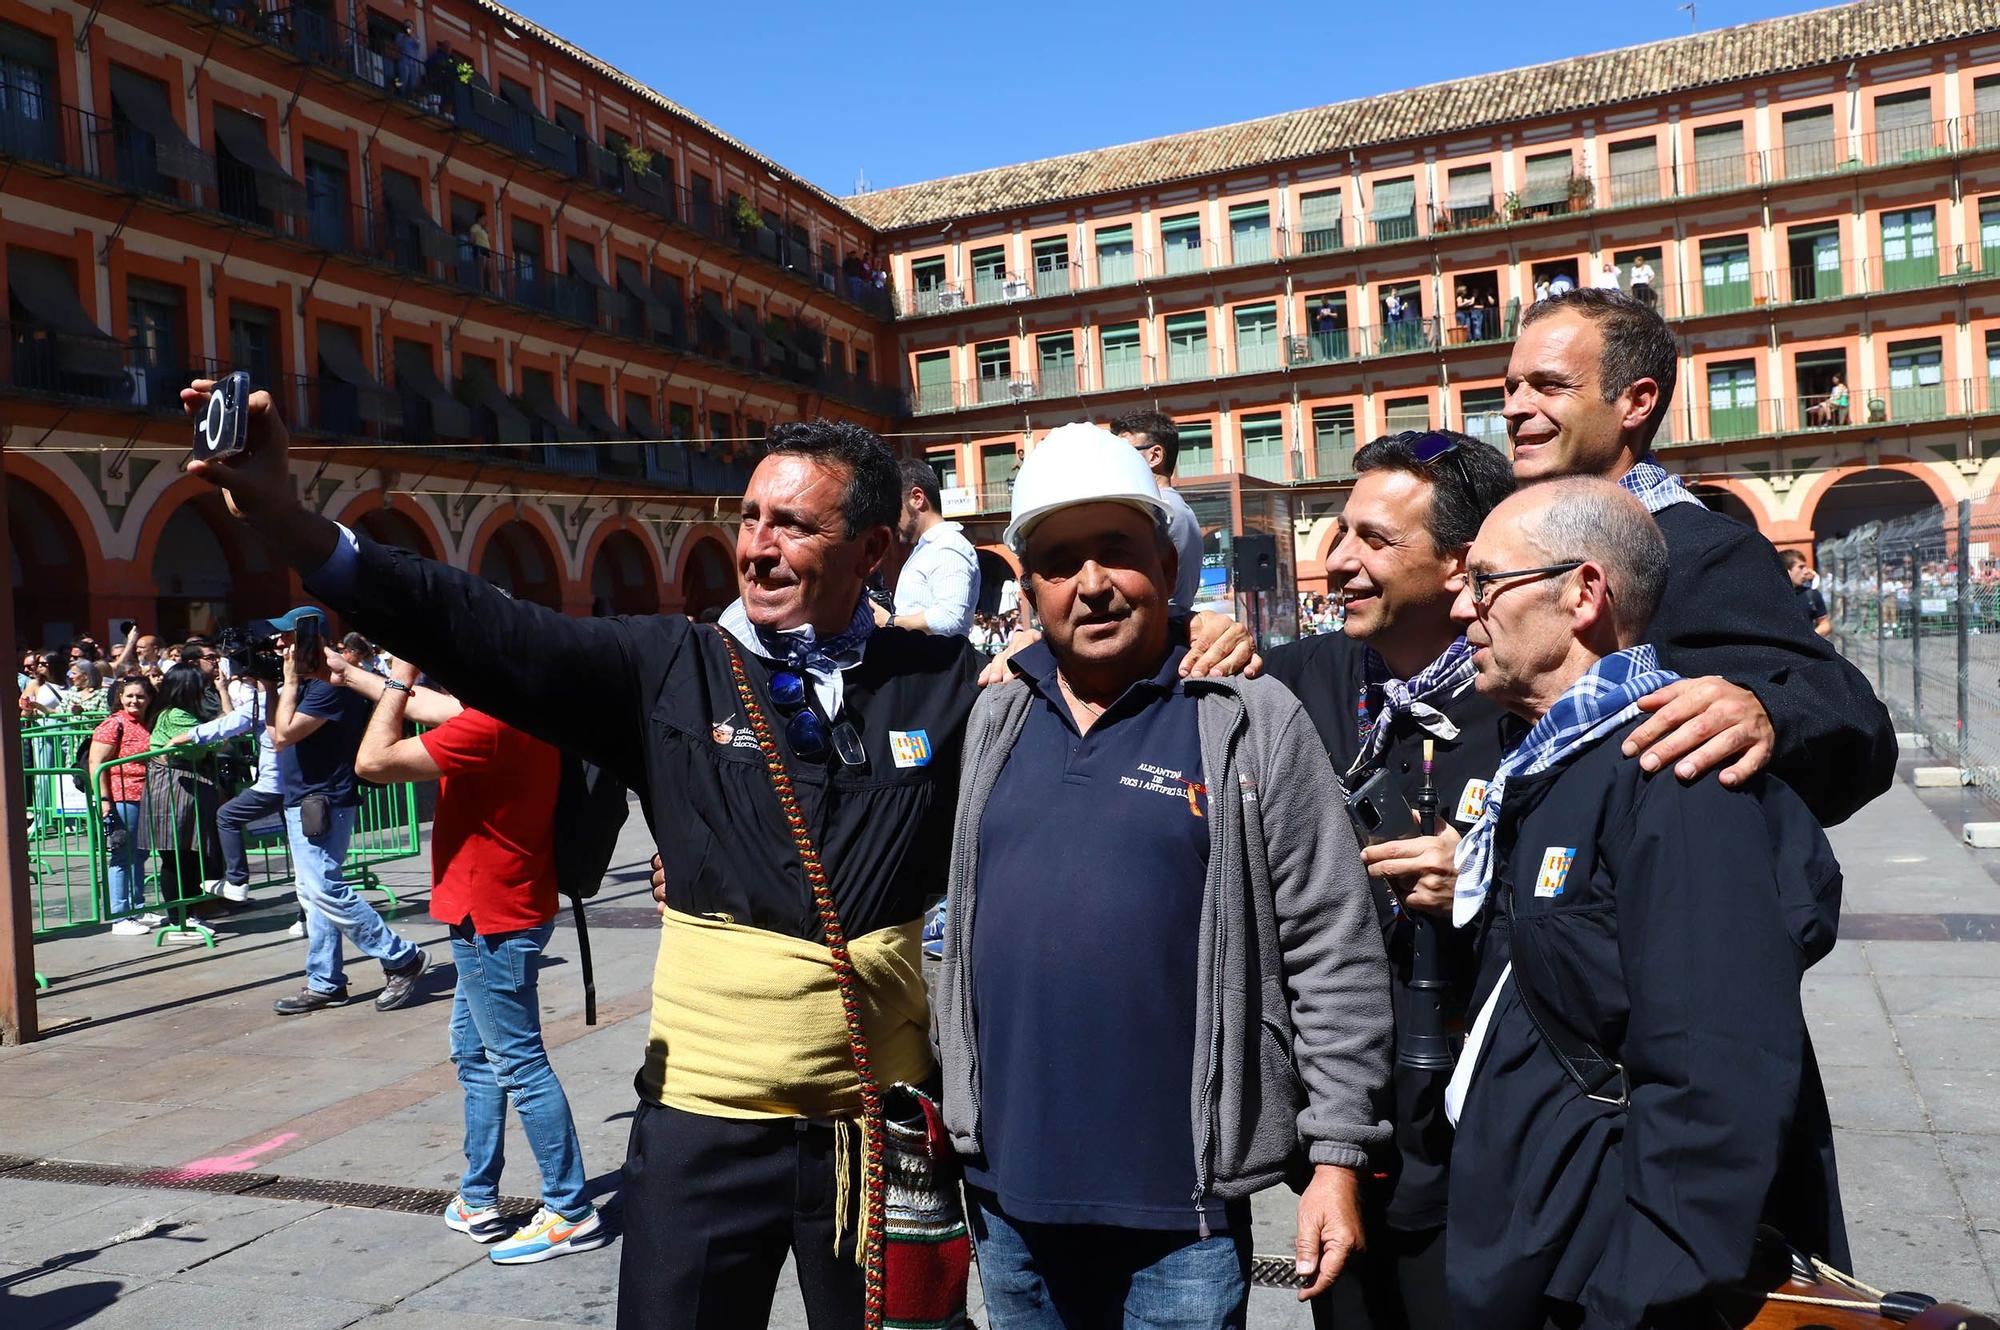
[21,716,428,959]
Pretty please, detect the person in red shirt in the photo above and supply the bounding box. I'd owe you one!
[351,655,605,1267]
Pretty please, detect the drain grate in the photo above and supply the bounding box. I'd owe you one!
[0,1154,538,1216]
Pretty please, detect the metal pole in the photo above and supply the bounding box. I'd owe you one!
[1875,539,1886,696]
[1911,545,1923,729]
[1959,499,1973,767]
[0,466,40,1046]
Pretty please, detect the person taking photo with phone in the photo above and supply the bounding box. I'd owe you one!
[262,606,428,1015]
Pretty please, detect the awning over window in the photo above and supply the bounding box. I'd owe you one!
[107,66,216,189]
[391,342,474,440]
[516,374,582,442]
[565,238,611,291]
[314,323,399,426]
[1447,165,1492,209]
[379,172,455,263]
[457,361,531,445]
[574,386,620,439]
[1521,153,1573,206]
[625,393,660,438]
[211,107,306,215]
[617,262,671,333]
[6,249,124,379]
[1368,177,1416,220]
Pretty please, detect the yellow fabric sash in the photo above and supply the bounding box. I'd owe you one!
[637,907,933,1120]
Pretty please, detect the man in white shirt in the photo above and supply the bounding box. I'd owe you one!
[879,457,981,636]
[1112,410,1206,612]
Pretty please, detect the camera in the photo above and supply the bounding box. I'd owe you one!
[218,627,283,683]
[192,371,252,461]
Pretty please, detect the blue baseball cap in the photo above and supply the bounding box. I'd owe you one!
[254,606,324,635]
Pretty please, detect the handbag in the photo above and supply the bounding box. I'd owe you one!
[716,633,971,1330]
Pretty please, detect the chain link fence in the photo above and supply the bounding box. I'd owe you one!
[1816,501,2000,799]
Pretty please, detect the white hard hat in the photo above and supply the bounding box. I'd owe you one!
[1004,422,1169,552]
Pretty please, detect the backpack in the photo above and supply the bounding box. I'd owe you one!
[71,719,123,796]
[551,753,630,1025]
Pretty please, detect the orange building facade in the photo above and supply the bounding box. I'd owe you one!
[1,0,896,647]
[857,0,2000,638]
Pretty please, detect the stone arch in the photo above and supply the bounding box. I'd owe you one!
[1690,483,1762,530]
[9,470,94,650]
[468,508,567,609]
[1800,464,1953,541]
[677,534,735,621]
[148,491,289,639]
[336,492,447,561]
[974,547,1017,616]
[589,527,661,615]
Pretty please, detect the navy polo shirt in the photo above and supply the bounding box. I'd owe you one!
[278,679,369,808]
[965,639,1227,1230]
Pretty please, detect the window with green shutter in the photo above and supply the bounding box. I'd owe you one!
[1178,421,1214,477]
[1887,339,1945,421]
[1240,412,1284,481]
[911,255,950,314]
[1032,235,1071,294]
[927,449,958,491]
[1706,360,1758,439]
[1311,405,1356,479]
[1382,397,1430,433]
[1233,302,1278,374]
[1873,89,1938,162]
[1981,198,2000,275]
[1037,332,1077,397]
[1370,177,1417,242]
[915,350,953,413]
[1606,137,1660,205]
[1700,235,1752,313]
[1975,76,2000,150]
[1229,202,1270,264]
[1446,165,1494,225]
[1165,312,1209,381]
[981,442,1018,500]
[1691,122,1747,193]
[1881,208,1937,290]
[1100,321,1142,390]
[976,340,1013,403]
[1298,189,1342,253]
[970,246,1007,306]
[1160,213,1204,275]
[1096,224,1136,286]
[1521,151,1574,213]
[1460,388,1506,447]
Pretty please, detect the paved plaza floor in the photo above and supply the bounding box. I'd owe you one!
[0,764,1996,1328]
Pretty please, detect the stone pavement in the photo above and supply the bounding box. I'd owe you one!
[1,773,1997,1328]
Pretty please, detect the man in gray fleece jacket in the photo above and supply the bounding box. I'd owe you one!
[933,422,1392,1328]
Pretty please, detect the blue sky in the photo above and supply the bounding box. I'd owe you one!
[517,0,1840,197]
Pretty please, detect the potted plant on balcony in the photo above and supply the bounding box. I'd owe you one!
[1567,175,1595,209]
[729,196,762,235]
[621,142,654,176]
[1502,191,1524,221]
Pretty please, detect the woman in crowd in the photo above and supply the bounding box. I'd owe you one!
[64,660,104,714]
[143,664,223,921]
[90,675,157,936]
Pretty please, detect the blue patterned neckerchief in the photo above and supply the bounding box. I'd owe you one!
[717,595,875,717]
[1618,459,1704,515]
[1450,645,1681,927]
[1350,638,1479,782]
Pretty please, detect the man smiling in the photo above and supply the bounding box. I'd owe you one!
[1503,289,1893,824]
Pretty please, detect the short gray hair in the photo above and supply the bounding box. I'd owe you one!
[1011,502,1175,570]
[1520,477,1668,638]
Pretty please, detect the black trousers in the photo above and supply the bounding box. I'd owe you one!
[616,1099,864,1330]
[1310,1221,1452,1330]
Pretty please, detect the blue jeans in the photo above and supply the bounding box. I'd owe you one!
[448,920,589,1219]
[971,1194,1249,1330]
[105,801,145,916]
[286,803,417,993]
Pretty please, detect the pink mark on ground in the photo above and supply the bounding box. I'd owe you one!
[146,1132,300,1183]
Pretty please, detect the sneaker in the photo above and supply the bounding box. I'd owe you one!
[489,1206,608,1265]
[920,899,947,961]
[136,911,167,927]
[444,1194,510,1244]
[287,919,307,939]
[272,986,348,1016]
[110,919,152,937]
[219,881,251,904]
[374,951,429,1012]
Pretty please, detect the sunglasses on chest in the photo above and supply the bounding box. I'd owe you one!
[768,669,867,766]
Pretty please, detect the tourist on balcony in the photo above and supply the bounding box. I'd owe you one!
[1502,288,1894,824]
[1547,269,1576,298]
[394,21,425,98]
[1316,297,1343,356]
[881,458,980,638]
[1594,259,1623,292]
[1809,373,1849,427]
[1629,255,1658,308]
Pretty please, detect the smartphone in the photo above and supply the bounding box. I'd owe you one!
[1345,767,1420,845]
[192,371,252,461]
[292,612,325,668]
[119,620,135,637]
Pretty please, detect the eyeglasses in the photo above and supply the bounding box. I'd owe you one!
[1468,561,1585,606]
[769,670,867,766]
[1410,431,1473,489]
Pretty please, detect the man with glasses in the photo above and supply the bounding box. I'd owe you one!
[1440,478,1842,1330]
[1505,289,1893,824]
[1262,429,1516,1330]
[178,382,1253,1330]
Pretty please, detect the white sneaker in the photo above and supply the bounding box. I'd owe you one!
[135,912,167,927]
[219,881,251,903]
[110,919,152,937]
[287,919,307,939]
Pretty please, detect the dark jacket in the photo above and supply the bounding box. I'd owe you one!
[1447,716,1845,1330]
[936,667,1393,1201]
[309,534,983,945]
[1646,502,1892,825]
[1263,630,1513,1230]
